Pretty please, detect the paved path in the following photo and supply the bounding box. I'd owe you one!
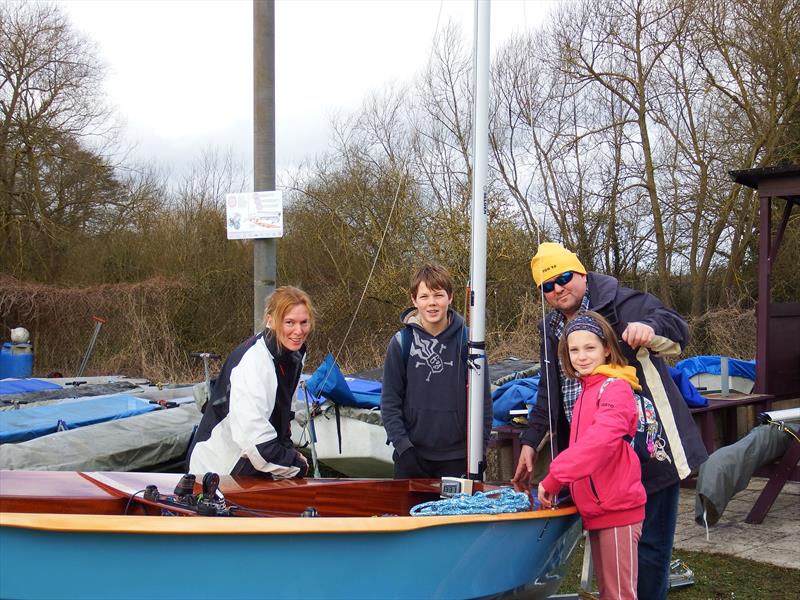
[673,478,800,570]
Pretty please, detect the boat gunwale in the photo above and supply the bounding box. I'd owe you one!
[0,505,578,535]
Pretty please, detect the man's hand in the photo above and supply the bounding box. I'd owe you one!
[622,322,655,349]
[511,445,537,490]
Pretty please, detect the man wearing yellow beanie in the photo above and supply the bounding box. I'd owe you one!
[514,241,708,600]
[529,242,587,287]
[529,243,588,321]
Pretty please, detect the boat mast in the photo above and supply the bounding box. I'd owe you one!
[467,0,490,480]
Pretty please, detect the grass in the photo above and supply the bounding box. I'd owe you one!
[559,537,800,599]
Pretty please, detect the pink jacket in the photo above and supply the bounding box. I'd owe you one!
[541,364,646,530]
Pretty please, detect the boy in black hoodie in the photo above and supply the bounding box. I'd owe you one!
[380,264,491,478]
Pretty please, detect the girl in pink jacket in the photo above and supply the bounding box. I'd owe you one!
[538,311,647,599]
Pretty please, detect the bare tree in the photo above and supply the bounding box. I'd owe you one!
[409,22,475,259]
[490,26,652,277]
[0,2,120,279]
[547,0,693,305]
[686,0,800,308]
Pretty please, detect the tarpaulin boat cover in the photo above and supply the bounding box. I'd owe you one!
[306,354,382,409]
[668,367,708,407]
[0,394,158,443]
[0,378,61,395]
[0,402,201,471]
[490,368,708,426]
[694,424,795,525]
[492,376,540,427]
[675,356,756,381]
[0,381,142,409]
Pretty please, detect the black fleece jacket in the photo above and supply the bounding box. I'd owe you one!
[380,307,491,462]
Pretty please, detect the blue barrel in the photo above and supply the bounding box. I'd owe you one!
[0,342,34,378]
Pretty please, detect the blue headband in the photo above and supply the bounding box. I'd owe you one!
[564,314,606,341]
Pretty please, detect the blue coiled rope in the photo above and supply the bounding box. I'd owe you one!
[409,487,530,516]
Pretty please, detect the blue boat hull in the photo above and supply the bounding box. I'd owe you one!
[0,512,580,599]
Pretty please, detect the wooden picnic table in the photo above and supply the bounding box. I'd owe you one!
[689,391,774,454]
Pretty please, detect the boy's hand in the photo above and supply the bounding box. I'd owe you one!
[511,445,536,490]
[397,447,424,475]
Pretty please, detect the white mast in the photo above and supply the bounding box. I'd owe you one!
[467,0,490,479]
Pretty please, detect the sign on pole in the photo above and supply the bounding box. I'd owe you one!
[225,191,284,239]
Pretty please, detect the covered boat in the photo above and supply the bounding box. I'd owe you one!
[0,377,202,472]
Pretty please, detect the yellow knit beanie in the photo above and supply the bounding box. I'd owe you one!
[530,242,587,286]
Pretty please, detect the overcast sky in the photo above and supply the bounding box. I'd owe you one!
[61,0,555,182]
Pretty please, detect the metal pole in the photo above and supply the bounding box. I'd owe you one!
[76,316,107,377]
[302,383,321,478]
[253,0,277,333]
[755,193,769,394]
[467,0,490,480]
[720,356,730,396]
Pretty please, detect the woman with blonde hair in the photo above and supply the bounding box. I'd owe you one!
[188,286,314,478]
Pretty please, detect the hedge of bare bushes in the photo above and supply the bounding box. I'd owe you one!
[1,273,757,382]
[1,276,188,381]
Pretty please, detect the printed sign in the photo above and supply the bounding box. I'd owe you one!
[225,191,283,239]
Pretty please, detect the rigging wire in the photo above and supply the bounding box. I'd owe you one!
[310,0,466,392]
[515,30,557,467]
[334,173,406,361]
[307,1,561,480]
[326,0,454,366]
[768,421,800,444]
[520,197,556,467]
[310,171,407,397]
[535,224,557,465]
[124,489,147,516]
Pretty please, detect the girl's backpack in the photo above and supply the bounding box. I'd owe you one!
[599,378,669,464]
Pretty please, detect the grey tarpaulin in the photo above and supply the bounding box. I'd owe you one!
[695,424,796,525]
[0,403,201,472]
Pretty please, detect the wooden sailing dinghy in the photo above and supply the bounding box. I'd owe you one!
[0,470,579,599]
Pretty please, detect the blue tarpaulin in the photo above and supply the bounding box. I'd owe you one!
[306,354,381,409]
[0,378,61,395]
[669,367,708,407]
[344,377,381,409]
[674,356,756,381]
[0,394,158,443]
[492,376,540,427]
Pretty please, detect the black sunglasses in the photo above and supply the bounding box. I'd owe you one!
[541,271,574,293]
